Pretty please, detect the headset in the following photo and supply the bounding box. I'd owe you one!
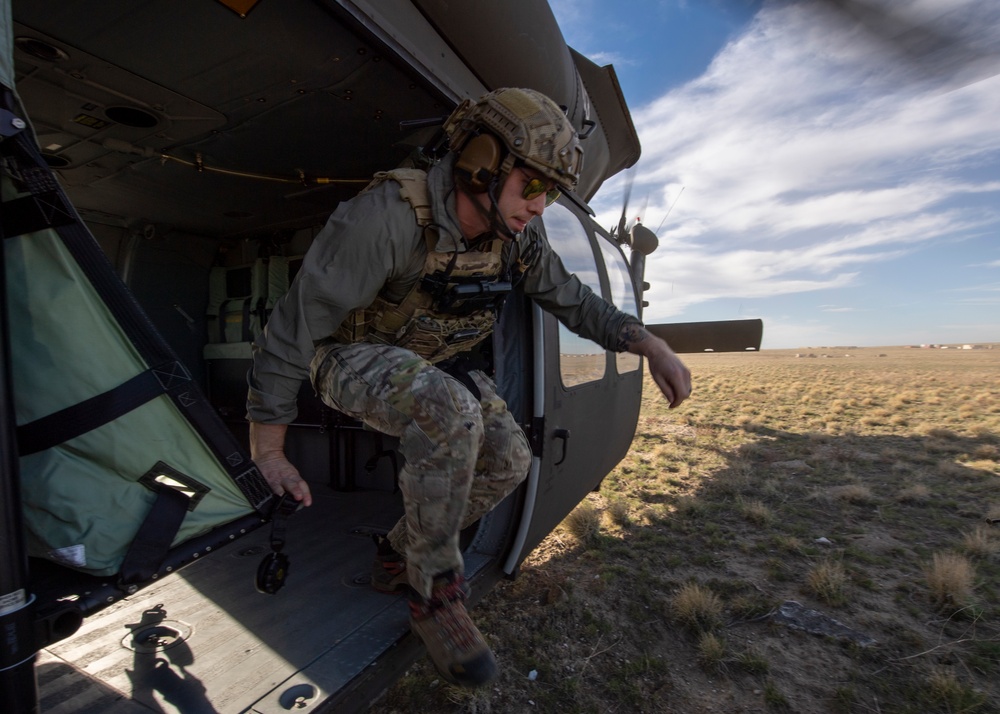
[454,132,503,193]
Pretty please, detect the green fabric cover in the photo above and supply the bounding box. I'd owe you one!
[4,177,255,576]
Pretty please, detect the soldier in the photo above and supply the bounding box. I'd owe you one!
[247,87,691,687]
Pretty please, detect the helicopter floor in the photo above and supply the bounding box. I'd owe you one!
[36,487,408,714]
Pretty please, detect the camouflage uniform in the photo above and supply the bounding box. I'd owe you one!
[311,342,529,596]
[249,155,637,599]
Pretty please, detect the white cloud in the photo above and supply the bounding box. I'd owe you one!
[592,0,1000,333]
[820,306,865,313]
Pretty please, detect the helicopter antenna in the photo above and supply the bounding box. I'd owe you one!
[656,186,685,234]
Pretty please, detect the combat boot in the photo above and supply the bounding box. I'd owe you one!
[371,534,409,594]
[409,572,497,687]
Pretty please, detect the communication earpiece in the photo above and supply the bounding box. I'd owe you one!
[455,133,502,193]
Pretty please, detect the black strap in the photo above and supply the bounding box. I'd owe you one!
[0,191,75,239]
[16,363,188,457]
[215,297,253,343]
[3,130,273,513]
[119,486,191,586]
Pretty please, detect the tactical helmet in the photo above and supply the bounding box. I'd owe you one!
[443,87,584,192]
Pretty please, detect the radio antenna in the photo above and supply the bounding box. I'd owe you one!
[656,186,685,233]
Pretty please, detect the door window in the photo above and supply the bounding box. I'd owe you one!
[595,236,641,375]
[539,204,606,387]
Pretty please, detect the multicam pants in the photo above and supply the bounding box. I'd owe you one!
[310,342,531,598]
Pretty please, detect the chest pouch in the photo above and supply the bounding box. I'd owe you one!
[420,271,512,316]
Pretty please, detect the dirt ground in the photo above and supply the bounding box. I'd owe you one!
[371,345,1000,713]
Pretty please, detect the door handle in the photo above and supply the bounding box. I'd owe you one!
[553,428,570,466]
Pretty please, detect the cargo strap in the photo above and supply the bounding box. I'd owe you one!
[2,127,273,514]
[0,190,75,239]
[15,362,191,457]
[119,486,191,587]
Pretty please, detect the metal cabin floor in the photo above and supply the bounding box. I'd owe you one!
[36,489,407,714]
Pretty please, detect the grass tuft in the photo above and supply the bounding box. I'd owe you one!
[925,669,987,713]
[806,560,848,606]
[961,526,998,558]
[896,483,930,503]
[564,502,601,545]
[606,498,632,529]
[823,484,875,505]
[740,498,775,527]
[670,582,723,632]
[925,552,976,610]
[696,632,728,672]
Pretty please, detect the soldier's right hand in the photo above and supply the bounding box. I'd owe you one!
[256,455,313,507]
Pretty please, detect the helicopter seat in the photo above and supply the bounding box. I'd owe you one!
[203,259,267,360]
[202,259,267,418]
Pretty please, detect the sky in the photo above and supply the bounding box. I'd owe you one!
[549,0,1000,349]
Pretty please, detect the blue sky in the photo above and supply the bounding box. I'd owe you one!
[550,0,1000,349]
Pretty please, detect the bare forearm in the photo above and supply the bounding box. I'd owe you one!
[617,322,692,408]
[250,421,289,462]
[616,322,664,357]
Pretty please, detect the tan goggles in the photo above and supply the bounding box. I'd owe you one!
[522,177,561,206]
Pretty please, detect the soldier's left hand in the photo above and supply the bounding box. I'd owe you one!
[647,343,692,409]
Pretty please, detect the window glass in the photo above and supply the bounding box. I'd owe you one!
[540,204,605,387]
[595,236,641,374]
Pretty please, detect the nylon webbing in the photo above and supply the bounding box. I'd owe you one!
[3,130,273,514]
[16,363,188,457]
[119,485,191,586]
[0,191,75,239]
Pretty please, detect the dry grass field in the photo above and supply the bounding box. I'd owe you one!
[374,345,1000,713]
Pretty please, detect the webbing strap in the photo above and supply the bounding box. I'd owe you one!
[16,363,190,457]
[0,191,75,239]
[119,485,191,586]
[3,130,273,513]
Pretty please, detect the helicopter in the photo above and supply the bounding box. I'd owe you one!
[0,1,772,712]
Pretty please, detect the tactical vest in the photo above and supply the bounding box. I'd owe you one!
[333,169,510,363]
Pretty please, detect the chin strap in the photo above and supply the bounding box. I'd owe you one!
[458,168,521,243]
[485,176,521,240]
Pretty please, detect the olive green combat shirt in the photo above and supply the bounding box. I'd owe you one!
[247,155,641,424]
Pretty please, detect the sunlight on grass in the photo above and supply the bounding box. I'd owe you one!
[564,502,601,545]
[374,346,1000,714]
